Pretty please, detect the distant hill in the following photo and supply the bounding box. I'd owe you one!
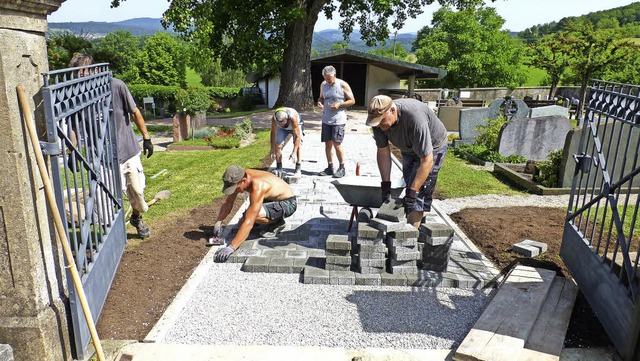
[48,18,416,52]
[49,17,174,38]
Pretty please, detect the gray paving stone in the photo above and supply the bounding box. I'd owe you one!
[358,251,386,259]
[389,247,420,261]
[512,243,540,257]
[359,258,386,268]
[325,263,351,271]
[260,249,288,258]
[355,273,382,286]
[285,250,308,258]
[422,242,452,260]
[326,234,351,250]
[242,257,270,273]
[326,255,352,266]
[228,248,262,263]
[389,265,418,274]
[303,265,330,284]
[357,238,385,246]
[455,274,485,289]
[422,258,449,272]
[292,258,308,273]
[389,258,418,267]
[386,224,419,240]
[375,198,406,222]
[521,239,548,253]
[385,236,418,247]
[329,270,356,285]
[268,258,295,273]
[358,243,387,253]
[358,266,386,274]
[419,222,454,238]
[356,222,383,239]
[419,235,454,246]
[325,248,350,257]
[370,217,406,232]
[380,273,408,286]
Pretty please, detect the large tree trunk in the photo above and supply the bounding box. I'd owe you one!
[275,0,326,110]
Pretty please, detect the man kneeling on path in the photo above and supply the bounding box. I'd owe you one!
[213,165,297,262]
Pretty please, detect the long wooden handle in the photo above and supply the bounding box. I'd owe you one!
[17,86,105,361]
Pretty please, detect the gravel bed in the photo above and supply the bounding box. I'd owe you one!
[162,262,494,350]
[434,194,572,215]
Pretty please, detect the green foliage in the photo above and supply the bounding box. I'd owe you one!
[413,5,528,89]
[474,116,506,150]
[454,116,526,164]
[136,32,187,86]
[533,149,563,188]
[238,95,255,111]
[128,84,180,106]
[175,87,210,116]
[524,33,571,98]
[91,30,140,81]
[186,67,203,87]
[331,41,349,51]
[369,42,410,60]
[46,32,92,70]
[233,118,253,140]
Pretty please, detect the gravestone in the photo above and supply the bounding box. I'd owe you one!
[529,105,569,118]
[497,116,572,161]
[457,107,490,144]
[487,98,529,120]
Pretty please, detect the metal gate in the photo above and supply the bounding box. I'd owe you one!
[41,64,126,359]
[561,79,640,360]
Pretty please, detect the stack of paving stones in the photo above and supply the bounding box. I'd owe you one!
[325,234,352,271]
[356,222,387,275]
[418,222,455,272]
[386,224,421,274]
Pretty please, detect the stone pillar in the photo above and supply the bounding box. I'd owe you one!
[0,1,71,361]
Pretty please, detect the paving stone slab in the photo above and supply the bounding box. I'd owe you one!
[260,249,288,258]
[358,266,386,274]
[326,255,352,266]
[389,249,421,261]
[422,258,449,272]
[268,258,295,273]
[325,263,351,271]
[370,217,406,232]
[419,222,454,238]
[375,198,407,222]
[303,265,330,284]
[325,249,350,257]
[358,243,387,253]
[380,273,408,286]
[228,249,262,263]
[386,236,418,247]
[386,224,419,240]
[357,238,385,245]
[420,235,454,246]
[521,239,548,253]
[329,270,356,285]
[389,265,418,274]
[284,250,308,258]
[512,243,540,257]
[359,258,386,268]
[326,234,351,250]
[355,273,382,286]
[242,257,271,273]
[356,222,384,239]
[358,251,386,259]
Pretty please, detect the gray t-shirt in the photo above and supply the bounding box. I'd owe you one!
[321,79,347,125]
[111,78,141,163]
[373,98,448,157]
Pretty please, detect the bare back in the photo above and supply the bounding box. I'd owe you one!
[245,168,294,201]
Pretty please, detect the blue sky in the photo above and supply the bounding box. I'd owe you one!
[48,0,638,33]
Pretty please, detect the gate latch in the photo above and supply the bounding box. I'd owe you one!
[573,153,592,173]
[39,141,60,156]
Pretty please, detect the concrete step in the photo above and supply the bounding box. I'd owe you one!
[454,265,557,361]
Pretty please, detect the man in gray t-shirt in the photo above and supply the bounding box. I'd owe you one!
[366,95,448,229]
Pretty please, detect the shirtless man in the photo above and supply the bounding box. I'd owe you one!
[212,165,297,262]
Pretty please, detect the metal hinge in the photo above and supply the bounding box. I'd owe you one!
[573,153,592,173]
[39,141,60,156]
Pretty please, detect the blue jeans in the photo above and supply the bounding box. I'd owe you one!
[402,146,447,212]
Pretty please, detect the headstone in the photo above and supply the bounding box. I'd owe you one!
[529,105,569,118]
[497,116,572,161]
[487,98,529,120]
[458,107,491,142]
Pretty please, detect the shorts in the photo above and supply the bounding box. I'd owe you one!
[275,122,305,145]
[401,146,447,212]
[321,123,345,143]
[263,196,297,221]
[120,153,148,214]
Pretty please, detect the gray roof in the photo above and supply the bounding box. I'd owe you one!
[311,49,446,80]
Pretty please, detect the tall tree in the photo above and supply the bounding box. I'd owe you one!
[112,0,487,110]
[136,32,187,86]
[413,5,527,89]
[92,30,141,83]
[525,32,571,99]
[562,19,637,118]
[46,31,92,70]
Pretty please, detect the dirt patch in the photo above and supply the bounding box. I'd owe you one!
[96,154,613,349]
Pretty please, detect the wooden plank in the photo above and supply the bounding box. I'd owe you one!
[519,277,579,361]
[455,266,556,361]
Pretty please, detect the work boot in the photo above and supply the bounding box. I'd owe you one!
[272,168,284,178]
[130,213,150,238]
[332,167,345,178]
[318,166,334,176]
[294,164,302,177]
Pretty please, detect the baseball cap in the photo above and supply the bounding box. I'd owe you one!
[366,95,393,127]
[221,165,245,195]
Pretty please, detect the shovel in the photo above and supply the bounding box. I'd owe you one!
[125,189,171,221]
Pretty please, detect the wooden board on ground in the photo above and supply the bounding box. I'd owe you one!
[455,266,557,361]
[519,277,578,361]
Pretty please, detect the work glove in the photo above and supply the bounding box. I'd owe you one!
[213,221,223,237]
[403,188,418,214]
[214,246,235,262]
[289,153,297,164]
[143,138,153,158]
[381,181,392,203]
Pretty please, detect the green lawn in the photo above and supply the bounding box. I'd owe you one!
[523,66,548,87]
